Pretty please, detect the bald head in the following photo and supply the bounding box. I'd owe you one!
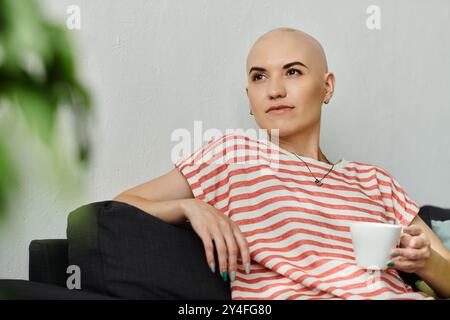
[246,27,329,77]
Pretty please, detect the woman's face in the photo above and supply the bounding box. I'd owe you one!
[246,31,334,137]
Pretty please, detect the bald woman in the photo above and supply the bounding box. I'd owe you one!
[114,28,450,300]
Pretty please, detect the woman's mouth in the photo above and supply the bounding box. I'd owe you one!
[266,105,295,114]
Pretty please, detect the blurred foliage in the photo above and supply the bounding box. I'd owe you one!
[0,0,92,219]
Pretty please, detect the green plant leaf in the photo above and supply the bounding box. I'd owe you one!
[0,136,18,220]
[9,86,57,146]
[0,0,93,220]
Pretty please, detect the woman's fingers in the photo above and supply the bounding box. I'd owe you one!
[199,225,235,281]
[211,228,229,281]
[399,233,428,249]
[222,224,239,282]
[402,226,422,237]
[410,233,429,249]
[388,256,427,272]
[231,224,251,275]
[399,233,413,247]
[388,227,432,273]
[200,234,216,273]
[394,228,430,261]
[187,200,250,282]
[391,246,430,261]
[213,220,251,282]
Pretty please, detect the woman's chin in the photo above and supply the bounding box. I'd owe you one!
[256,127,291,139]
[258,122,296,136]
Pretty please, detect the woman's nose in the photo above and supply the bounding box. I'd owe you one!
[267,79,287,99]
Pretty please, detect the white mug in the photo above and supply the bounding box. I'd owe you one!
[349,222,404,271]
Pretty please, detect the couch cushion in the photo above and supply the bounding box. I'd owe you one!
[67,200,231,299]
[431,220,450,250]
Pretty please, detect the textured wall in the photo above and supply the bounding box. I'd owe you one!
[0,0,449,279]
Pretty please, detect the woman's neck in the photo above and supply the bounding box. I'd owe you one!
[269,127,331,164]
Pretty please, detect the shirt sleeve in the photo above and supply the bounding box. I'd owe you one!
[376,168,421,227]
[173,134,232,208]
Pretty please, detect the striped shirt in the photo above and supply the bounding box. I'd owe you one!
[174,133,434,300]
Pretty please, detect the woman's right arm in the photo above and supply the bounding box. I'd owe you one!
[112,167,194,225]
[112,167,251,280]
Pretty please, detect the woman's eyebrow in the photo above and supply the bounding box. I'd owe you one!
[248,61,308,75]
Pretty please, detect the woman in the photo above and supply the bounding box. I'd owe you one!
[113,27,450,300]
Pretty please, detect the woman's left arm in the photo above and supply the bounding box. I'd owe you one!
[388,215,450,299]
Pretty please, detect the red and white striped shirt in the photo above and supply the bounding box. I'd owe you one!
[174,133,433,300]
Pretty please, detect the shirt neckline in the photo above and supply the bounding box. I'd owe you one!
[263,137,348,170]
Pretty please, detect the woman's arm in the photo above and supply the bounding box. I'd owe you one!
[113,195,189,225]
[112,167,194,224]
[389,215,450,298]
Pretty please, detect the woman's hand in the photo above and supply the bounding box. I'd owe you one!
[387,225,432,273]
[180,198,251,282]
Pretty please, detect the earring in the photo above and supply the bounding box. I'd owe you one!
[249,111,254,115]
[324,100,329,104]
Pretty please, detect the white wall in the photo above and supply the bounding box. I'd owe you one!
[1,0,449,279]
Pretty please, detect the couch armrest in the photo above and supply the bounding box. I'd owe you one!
[29,239,69,287]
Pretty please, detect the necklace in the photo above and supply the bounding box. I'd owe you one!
[290,152,335,186]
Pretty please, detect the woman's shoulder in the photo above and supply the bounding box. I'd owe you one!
[344,159,403,185]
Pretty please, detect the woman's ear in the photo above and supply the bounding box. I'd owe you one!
[323,72,336,104]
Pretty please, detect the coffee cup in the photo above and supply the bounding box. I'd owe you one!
[349,222,403,271]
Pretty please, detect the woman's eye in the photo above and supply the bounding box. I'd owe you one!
[252,74,264,81]
[287,68,301,75]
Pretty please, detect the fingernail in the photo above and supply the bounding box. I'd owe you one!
[245,263,251,274]
[390,252,400,258]
[387,262,395,267]
[230,271,235,282]
[222,271,228,282]
[209,263,215,273]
